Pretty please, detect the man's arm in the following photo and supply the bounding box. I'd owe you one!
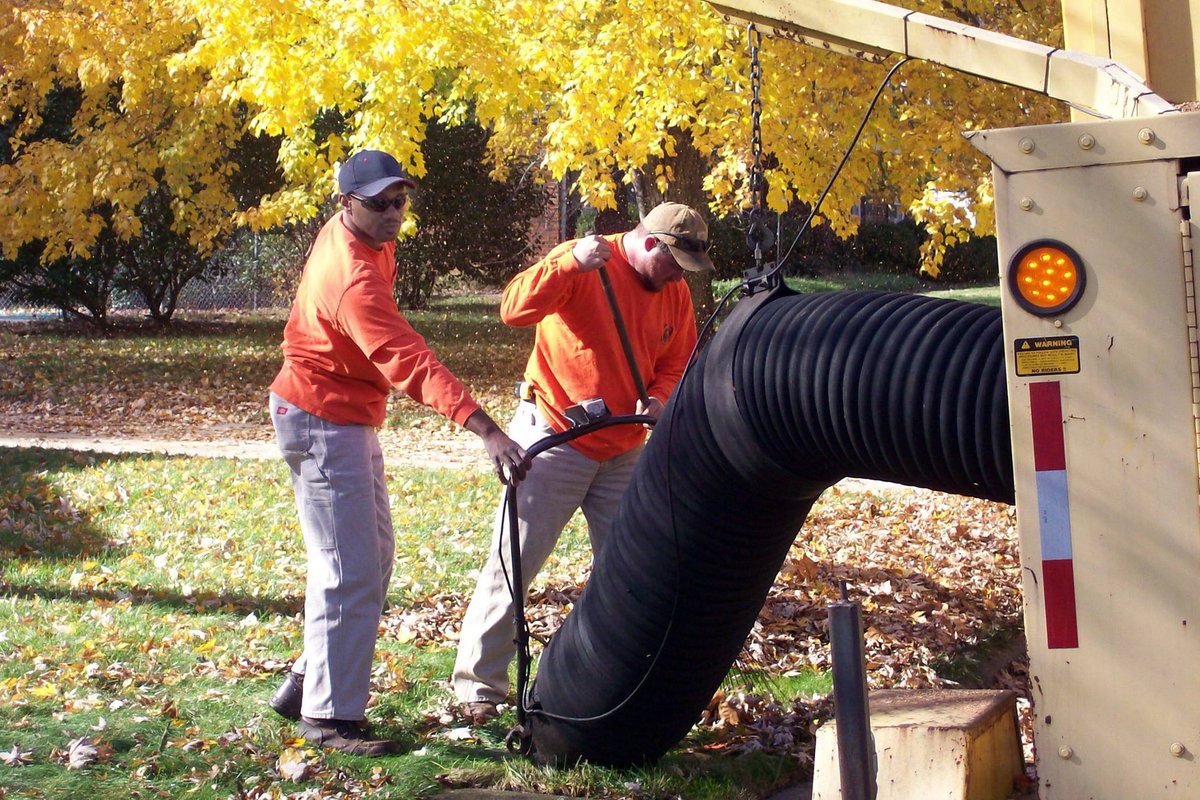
[499,239,594,326]
[352,294,529,484]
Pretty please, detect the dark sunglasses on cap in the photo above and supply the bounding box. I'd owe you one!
[352,193,409,212]
[649,230,710,253]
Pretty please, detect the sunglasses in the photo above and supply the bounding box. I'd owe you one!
[352,193,409,212]
[649,230,710,253]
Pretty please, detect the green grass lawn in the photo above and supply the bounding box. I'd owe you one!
[0,447,823,799]
[713,273,1000,306]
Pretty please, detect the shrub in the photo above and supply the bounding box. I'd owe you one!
[392,117,546,308]
[0,218,119,328]
[851,219,923,274]
[707,205,856,280]
[940,235,999,283]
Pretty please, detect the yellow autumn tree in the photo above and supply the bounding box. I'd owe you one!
[2,0,1066,277]
[0,0,253,263]
[439,0,1066,274]
[172,0,1067,274]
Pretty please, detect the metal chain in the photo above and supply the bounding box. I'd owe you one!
[748,24,764,219]
[746,24,773,270]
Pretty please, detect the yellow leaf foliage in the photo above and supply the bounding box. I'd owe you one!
[0,0,251,261]
[2,0,1066,272]
[440,0,1064,259]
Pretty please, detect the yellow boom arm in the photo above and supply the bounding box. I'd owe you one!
[708,0,1176,118]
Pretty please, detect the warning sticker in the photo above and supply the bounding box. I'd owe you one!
[1014,336,1080,377]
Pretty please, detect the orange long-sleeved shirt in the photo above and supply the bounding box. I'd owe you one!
[270,212,481,428]
[502,234,698,460]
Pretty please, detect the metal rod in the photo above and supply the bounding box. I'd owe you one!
[829,588,877,800]
[596,265,651,406]
[508,483,529,726]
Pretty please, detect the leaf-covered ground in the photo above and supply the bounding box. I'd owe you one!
[389,486,1030,769]
[0,311,1033,796]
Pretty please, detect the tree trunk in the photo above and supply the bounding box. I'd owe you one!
[629,128,715,327]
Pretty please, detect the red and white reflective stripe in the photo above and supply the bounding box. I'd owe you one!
[1029,381,1079,649]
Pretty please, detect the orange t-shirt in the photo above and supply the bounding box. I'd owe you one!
[269,212,480,428]
[502,234,698,460]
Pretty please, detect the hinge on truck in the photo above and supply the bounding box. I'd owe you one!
[1183,217,1194,269]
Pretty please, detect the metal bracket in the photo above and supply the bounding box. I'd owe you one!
[1181,171,1200,210]
[741,261,780,295]
[563,398,611,428]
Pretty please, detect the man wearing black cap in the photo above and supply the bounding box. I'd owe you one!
[452,202,713,724]
[266,150,528,755]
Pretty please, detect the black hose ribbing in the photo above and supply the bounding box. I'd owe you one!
[525,287,1014,766]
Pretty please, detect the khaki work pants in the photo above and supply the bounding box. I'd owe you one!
[453,400,642,704]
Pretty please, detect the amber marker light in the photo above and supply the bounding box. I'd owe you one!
[1008,240,1086,316]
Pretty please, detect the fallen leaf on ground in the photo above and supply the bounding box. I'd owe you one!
[66,737,98,769]
[1,744,32,767]
[276,746,313,782]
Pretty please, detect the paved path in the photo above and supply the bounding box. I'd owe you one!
[0,426,485,470]
[0,429,280,459]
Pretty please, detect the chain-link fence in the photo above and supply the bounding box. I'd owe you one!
[0,285,56,320]
[0,220,316,321]
[148,276,292,312]
[0,276,294,320]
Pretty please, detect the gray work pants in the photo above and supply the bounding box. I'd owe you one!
[453,400,642,704]
[269,392,394,721]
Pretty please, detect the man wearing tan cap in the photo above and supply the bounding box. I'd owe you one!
[452,202,713,724]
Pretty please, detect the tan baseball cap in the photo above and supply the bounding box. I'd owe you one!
[642,202,715,272]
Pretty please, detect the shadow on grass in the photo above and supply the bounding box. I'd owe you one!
[0,446,304,618]
[0,446,118,560]
[423,732,811,799]
[0,577,304,618]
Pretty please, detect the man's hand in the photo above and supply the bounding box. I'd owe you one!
[483,429,529,485]
[464,409,529,485]
[635,396,665,430]
[571,234,612,272]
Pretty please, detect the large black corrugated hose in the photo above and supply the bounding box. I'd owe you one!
[525,287,1015,766]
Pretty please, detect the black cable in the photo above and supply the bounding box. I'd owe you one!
[495,413,656,727]
[769,57,912,280]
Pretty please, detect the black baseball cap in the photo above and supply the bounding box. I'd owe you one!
[337,150,417,198]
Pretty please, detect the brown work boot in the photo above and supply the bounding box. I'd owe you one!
[298,716,398,756]
[460,700,499,725]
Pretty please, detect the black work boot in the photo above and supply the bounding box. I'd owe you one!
[268,671,304,720]
[298,716,398,756]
